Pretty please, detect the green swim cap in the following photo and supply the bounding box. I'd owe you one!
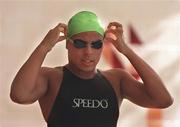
[67,11,104,38]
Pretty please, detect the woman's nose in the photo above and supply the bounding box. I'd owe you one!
[84,45,93,54]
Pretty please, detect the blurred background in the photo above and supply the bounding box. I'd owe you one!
[0,0,179,127]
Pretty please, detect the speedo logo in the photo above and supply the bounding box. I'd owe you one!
[72,98,109,109]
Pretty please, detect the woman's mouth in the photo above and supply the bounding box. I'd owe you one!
[81,59,94,66]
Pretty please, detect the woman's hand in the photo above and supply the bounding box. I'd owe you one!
[40,23,67,51]
[104,22,127,54]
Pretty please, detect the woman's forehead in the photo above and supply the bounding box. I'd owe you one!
[71,31,103,40]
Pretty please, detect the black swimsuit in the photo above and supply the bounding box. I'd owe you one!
[48,67,119,127]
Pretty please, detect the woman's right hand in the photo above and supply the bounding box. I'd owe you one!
[40,23,67,52]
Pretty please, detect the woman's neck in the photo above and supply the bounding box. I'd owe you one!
[65,64,97,79]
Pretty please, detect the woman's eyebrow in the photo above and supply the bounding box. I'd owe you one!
[92,39,102,43]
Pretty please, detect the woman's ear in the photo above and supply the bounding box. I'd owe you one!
[66,40,68,49]
[66,40,70,49]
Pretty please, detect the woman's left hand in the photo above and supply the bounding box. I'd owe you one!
[104,22,127,54]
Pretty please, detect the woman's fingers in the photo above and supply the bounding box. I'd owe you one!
[107,22,122,29]
[54,23,68,36]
